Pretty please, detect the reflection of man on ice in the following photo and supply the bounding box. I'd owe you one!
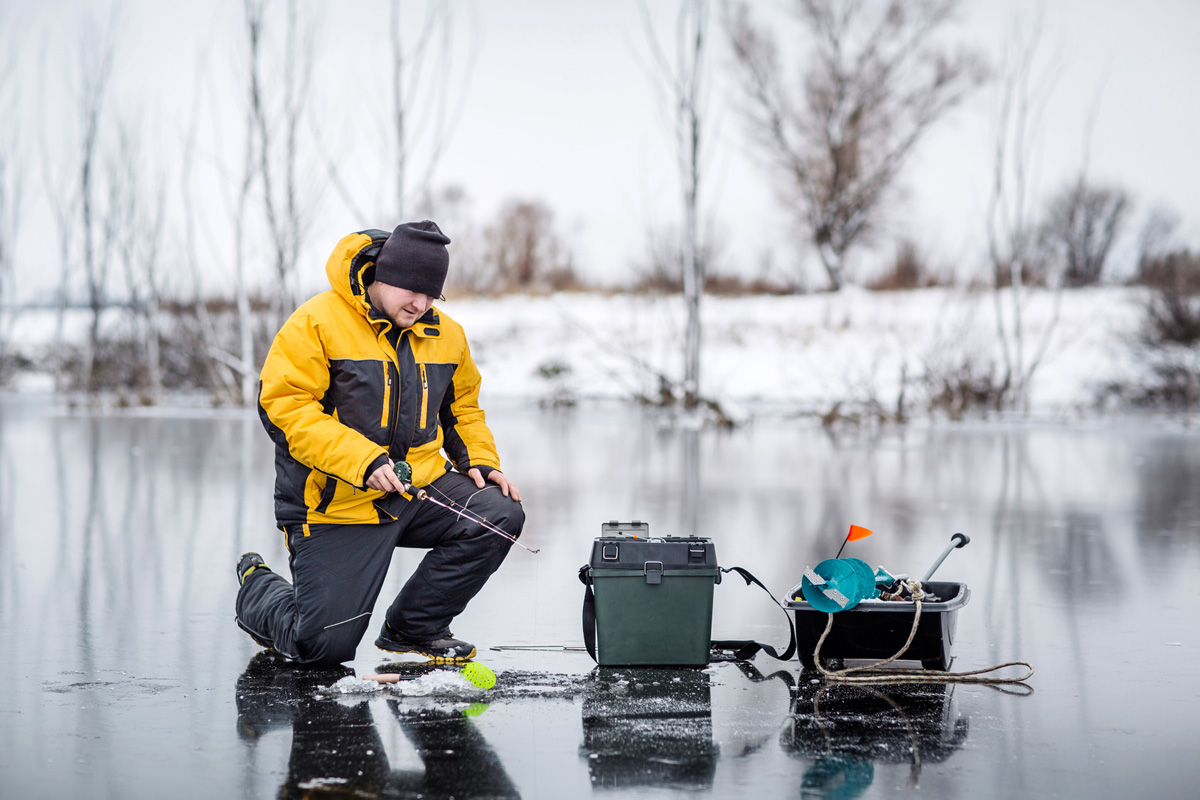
[235,221,524,666]
[236,652,519,798]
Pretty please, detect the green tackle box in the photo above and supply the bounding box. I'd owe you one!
[580,521,722,666]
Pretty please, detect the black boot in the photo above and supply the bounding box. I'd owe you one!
[375,623,476,663]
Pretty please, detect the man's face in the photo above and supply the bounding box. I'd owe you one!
[368,282,435,329]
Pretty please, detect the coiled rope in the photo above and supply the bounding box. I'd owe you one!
[814,580,1034,685]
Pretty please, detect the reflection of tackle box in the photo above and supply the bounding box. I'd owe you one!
[581,667,717,787]
[580,521,721,666]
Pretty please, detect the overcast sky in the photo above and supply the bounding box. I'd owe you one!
[6,0,1200,297]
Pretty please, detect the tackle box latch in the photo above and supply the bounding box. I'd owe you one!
[643,561,664,585]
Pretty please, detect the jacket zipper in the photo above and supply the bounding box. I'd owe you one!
[381,361,391,427]
[381,327,402,453]
[419,363,429,430]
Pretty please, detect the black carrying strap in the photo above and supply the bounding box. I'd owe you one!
[710,566,796,662]
[578,564,796,664]
[579,565,600,662]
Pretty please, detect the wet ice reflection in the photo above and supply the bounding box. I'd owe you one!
[236,652,520,798]
[581,668,718,791]
[784,681,979,795]
[1,397,1198,798]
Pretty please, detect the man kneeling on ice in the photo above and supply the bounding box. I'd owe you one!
[235,221,525,666]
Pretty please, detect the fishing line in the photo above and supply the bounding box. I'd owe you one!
[395,462,540,554]
[419,489,539,553]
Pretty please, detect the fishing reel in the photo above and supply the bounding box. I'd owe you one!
[392,460,427,499]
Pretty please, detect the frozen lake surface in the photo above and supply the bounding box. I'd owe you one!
[0,396,1197,798]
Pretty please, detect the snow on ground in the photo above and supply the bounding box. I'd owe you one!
[449,286,1149,417]
[3,286,1153,418]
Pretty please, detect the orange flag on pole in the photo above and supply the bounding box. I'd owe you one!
[835,524,875,558]
[846,524,874,541]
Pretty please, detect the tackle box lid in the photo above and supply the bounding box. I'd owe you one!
[590,521,718,571]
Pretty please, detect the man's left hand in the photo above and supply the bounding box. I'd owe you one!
[468,468,521,502]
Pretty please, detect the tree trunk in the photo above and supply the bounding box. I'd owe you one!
[818,242,845,291]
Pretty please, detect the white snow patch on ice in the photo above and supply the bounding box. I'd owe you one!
[324,670,487,699]
[386,670,484,698]
[297,778,349,789]
[326,676,385,694]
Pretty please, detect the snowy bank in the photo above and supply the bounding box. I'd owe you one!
[451,286,1148,417]
[2,287,1158,418]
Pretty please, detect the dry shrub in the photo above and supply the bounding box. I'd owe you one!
[703,273,792,296]
[0,351,30,388]
[484,199,581,294]
[868,240,949,291]
[1136,249,1200,346]
[1098,354,1200,411]
[1098,243,1200,411]
[925,360,1008,419]
[632,271,792,296]
[1039,179,1130,288]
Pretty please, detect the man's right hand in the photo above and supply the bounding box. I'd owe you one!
[366,459,407,493]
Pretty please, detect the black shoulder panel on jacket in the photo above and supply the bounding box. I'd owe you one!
[349,229,392,297]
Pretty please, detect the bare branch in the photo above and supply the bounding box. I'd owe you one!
[725,0,986,289]
[984,6,1078,414]
[387,0,480,220]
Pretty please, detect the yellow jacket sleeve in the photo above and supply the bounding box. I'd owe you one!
[258,312,386,486]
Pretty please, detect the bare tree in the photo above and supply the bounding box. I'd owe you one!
[484,199,577,293]
[985,10,1067,413]
[1136,206,1182,278]
[245,0,319,327]
[194,0,322,405]
[179,55,241,404]
[632,224,723,294]
[386,0,478,220]
[417,184,490,295]
[222,1,268,406]
[725,0,986,289]
[1039,178,1130,287]
[316,1,479,223]
[639,0,710,409]
[73,14,118,394]
[38,40,78,385]
[108,120,168,402]
[0,24,21,381]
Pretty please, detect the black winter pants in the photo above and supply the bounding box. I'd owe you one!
[235,471,524,666]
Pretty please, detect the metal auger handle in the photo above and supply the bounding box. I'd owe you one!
[921,532,970,583]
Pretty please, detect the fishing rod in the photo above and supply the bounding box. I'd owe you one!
[393,461,540,554]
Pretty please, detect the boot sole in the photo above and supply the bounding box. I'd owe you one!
[374,638,477,664]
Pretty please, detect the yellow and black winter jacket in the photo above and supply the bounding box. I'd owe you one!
[257,229,502,527]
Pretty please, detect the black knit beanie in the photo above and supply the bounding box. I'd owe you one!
[374,220,451,297]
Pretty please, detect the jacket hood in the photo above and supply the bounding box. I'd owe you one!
[324,229,392,313]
